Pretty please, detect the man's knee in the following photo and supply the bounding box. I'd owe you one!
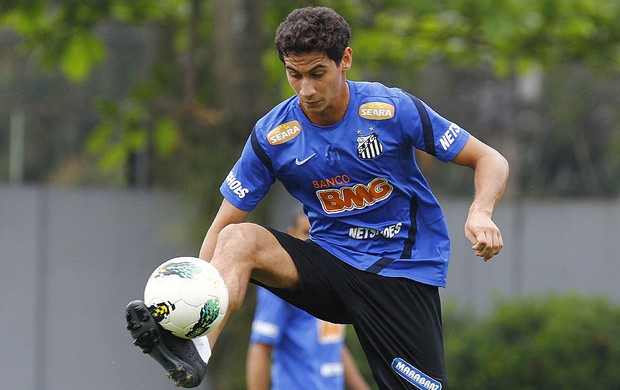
[216,223,262,260]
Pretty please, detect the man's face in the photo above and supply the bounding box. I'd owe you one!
[283,48,352,126]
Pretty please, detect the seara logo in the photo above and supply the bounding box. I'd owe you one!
[359,102,395,120]
[316,177,393,214]
[267,120,302,145]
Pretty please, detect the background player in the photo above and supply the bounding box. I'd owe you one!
[246,212,371,390]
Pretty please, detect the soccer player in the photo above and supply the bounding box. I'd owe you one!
[126,6,509,389]
[246,212,371,390]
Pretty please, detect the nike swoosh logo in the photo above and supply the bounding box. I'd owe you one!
[295,153,316,166]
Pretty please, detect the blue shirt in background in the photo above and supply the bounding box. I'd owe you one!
[250,287,346,390]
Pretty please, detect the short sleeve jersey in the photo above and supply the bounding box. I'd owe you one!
[250,287,346,390]
[220,81,470,287]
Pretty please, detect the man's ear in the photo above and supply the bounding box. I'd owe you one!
[340,47,353,71]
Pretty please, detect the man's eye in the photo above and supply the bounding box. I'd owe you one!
[312,73,324,78]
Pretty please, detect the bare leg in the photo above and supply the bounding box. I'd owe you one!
[206,223,300,348]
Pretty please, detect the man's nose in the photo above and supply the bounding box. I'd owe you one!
[299,77,316,98]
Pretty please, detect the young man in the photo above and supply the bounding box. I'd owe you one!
[126,6,509,389]
[246,213,370,390]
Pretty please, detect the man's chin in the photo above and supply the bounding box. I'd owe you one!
[301,101,322,111]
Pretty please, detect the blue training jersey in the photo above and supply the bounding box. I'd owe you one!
[220,81,470,287]
[250,287,346,390]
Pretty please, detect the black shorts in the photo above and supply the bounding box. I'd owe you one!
[254,227,446,390]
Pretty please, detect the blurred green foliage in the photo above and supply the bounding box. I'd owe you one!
[216,293,620,389]
[2,2,620,388]
[2,0,620,197]
[444,295,620,389]
[1,0,619,198]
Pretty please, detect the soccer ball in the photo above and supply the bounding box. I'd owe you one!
[144,256,229,339]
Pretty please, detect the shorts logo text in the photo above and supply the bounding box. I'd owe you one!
[392,358,441,390]
[317,178,393,214]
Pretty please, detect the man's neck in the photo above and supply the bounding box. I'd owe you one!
[303,80,350,126]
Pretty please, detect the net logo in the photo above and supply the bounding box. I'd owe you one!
[439,123,462,151]
[316,177,393,214]
[349,222,402,239]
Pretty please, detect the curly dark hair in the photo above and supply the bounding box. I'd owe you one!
[274,7,351,65]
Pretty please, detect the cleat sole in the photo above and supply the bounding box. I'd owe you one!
[125,300,206,388]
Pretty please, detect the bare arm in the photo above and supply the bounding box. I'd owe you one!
[199,198,250,261]
[451,136,509,262]
[246,342,273,390]
[342,346,372,390]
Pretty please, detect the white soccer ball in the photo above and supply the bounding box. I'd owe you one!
[144,257,229,339]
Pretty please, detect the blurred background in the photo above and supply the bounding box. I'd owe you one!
[1,0,620,389]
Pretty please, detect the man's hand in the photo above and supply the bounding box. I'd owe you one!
[452,136,509,262]
[464,211,504,262]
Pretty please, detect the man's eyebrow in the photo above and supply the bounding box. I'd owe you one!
[285,64,328,73]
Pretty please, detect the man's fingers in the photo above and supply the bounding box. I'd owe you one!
[465,216,504,262]
[471,229,504,261]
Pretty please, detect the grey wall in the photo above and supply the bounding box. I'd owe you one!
[2,185,620,390]
[0,186,205,390]
[442,198,620,314]
[269,184,620,315]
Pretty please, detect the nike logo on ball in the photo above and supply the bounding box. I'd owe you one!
[295,153,316,166]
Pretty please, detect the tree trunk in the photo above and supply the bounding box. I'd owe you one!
[211,0,266,137]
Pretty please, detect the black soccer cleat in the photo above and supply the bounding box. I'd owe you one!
[125,300,207,388]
